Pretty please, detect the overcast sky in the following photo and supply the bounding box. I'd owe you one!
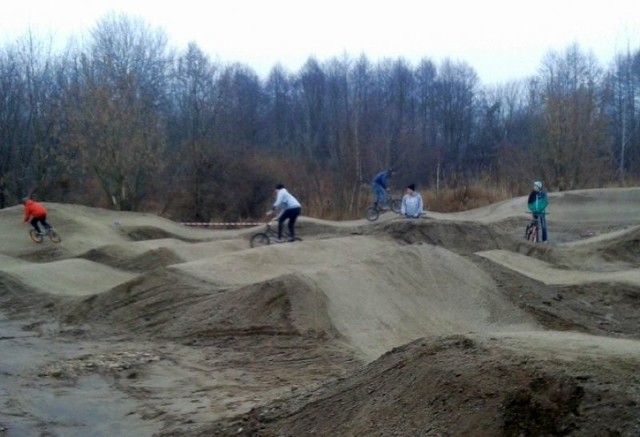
[1,0,639,84]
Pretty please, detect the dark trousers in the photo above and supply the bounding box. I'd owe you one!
[31,215,50,233]
[278,207,301,239]
[533,213,547,242]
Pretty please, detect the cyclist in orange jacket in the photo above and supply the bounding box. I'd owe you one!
[22,197,51,235]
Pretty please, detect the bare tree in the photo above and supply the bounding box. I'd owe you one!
[66,13,170,210]
[536,44,612,190]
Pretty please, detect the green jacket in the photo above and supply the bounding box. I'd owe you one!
[527,190,548,214]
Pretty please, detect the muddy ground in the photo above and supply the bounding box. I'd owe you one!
[1,188,640,436]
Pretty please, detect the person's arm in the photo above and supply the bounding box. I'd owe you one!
[401,195,407,215]
[416,194,424,217]
[23,205,30,222]
[538,193,548,213]
[272,190,285,210]
[527,192,536,213]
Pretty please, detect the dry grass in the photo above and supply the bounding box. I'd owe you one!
[424,184,515,213]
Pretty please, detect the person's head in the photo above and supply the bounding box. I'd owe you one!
[275,183,285,191]
[406,183,416,193]
[533,181,543,192]
[388,167,396,176]
[21,196,30,204]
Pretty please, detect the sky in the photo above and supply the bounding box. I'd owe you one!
[1,0,639,85]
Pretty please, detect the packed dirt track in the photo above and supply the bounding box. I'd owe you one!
[1,187,640,436]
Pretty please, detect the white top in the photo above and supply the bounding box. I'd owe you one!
[273,188,301,210]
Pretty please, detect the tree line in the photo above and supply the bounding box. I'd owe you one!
[1,13,639,220]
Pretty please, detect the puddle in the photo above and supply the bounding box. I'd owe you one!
[0,315,160,437]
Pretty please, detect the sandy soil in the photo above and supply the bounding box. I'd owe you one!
[1,187,640,436]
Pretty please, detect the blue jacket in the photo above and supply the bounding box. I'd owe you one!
[372,170,392,189]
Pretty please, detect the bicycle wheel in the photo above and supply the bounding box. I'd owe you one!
[365,206,380,222]
[29,229,44,243]
[48,229,62,243]
[390,198,402,214]
[250,232,270,248]
[527,225,539,243]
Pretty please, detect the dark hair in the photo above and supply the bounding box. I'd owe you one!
[275,183,285,190]
[407,183,416,191]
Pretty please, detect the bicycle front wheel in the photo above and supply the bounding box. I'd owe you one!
[250,233,270,248]
[527,226,539,243]
[365,206,379,222]
[48,229,62,243]
[29,229,44,243]
[390,198,402,214]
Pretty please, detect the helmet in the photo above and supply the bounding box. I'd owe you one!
[533,181,543,189]
[21,196,29,203]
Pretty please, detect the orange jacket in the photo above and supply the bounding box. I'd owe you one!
[23,200,47,221]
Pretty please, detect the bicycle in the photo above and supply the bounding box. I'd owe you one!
[524,213,546,243]
[365,193,402,222]
[29,226,62,244]
[250,222,302,248]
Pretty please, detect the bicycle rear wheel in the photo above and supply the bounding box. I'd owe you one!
[390,198,402,214]
[48,229,62,243]
[365,206,379,222]
[29,229,44,243]
[250,232,270,248]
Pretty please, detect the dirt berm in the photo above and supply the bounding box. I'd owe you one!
[0,188,639,436]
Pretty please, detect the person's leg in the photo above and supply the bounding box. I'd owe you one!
[277,213,286,240]
[373,184,383,207]
[287,207,301,239]
[40,215,51,230]
[374,184,387,208]
[540,214,548,242]
[30,217,42,233]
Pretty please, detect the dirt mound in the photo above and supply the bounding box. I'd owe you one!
[472,255,640,339]
[120,225,203,242]
[369,219,521,254]
[63,269,338,343]
[3,192,640,436]
[200,335,639,437]
[79,245,185,272]
[0,272,66,316]
[592,226,640,265]
[1,258,136,297]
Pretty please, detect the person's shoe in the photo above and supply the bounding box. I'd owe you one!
[274,237,286,243]
[288,237,296,242]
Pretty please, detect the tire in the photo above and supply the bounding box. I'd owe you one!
[29,229,43,243]
[390,198,402,214]
[250,233,270,248]
[527,225,539,243]
[48,229,62,243]
[365,206,379,222]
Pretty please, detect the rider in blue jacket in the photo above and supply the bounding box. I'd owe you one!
[371,167,395,209]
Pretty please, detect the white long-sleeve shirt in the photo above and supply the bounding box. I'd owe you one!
[401,192,424,218]
[273,188,301,211]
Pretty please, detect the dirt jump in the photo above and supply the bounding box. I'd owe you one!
[1,187,640,436]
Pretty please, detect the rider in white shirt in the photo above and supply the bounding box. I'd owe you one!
[266,184,302,241]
